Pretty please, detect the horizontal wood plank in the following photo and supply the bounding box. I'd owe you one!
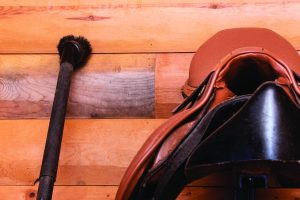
[0,119,164,185]
[0,54,154,118]
[0,2,300,53]
[1,186,300,199]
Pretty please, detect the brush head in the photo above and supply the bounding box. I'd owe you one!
[57,35,92,69]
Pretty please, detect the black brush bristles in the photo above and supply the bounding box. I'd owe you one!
[57,35,92,69]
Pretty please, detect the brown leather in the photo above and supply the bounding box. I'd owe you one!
[116,28,300,200]
[183,28,300,96]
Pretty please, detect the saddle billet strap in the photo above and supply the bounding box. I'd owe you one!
[287,72,300,106]
[294,71,300,85]
[172,72,213,114]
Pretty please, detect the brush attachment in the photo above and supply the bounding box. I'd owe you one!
[57,35,92,69]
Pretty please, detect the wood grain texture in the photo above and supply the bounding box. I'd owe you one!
[0,1,300,53]
[1,186,300,199]
[0,119,164,185]
[0,54,154,118]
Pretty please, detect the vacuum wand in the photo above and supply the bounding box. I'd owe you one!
[37,36,91,200]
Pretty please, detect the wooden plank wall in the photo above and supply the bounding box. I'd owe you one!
[0,0,300,199]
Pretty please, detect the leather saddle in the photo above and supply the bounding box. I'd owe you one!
[116,28,300,200]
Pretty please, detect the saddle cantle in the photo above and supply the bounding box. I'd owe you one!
[116,28,300,200]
